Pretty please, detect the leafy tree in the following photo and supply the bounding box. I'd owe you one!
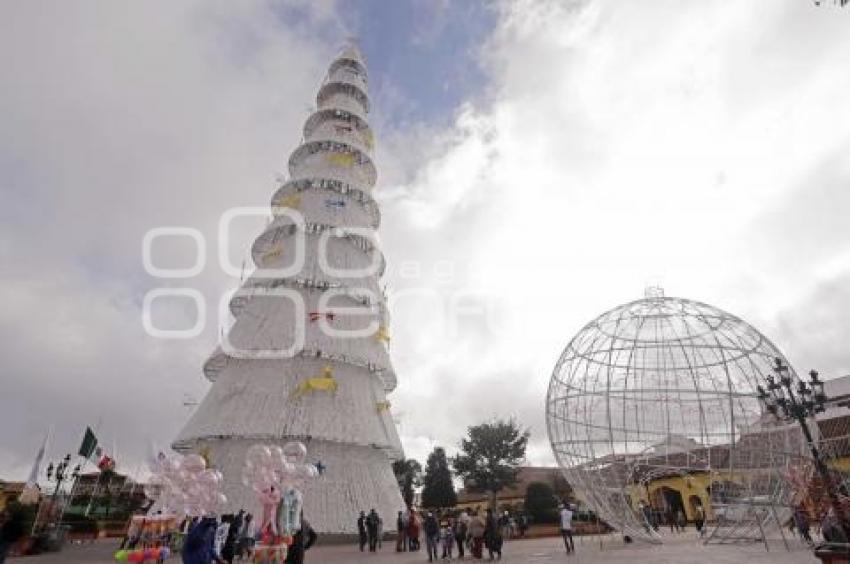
[524,481,559,524]
[421,447,457,510]
[392,458,422,509]
[553,473,575,503]
[452,418,530,510]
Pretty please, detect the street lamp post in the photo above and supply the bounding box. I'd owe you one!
[46,455,80,501]
[756,358,849,543]
[44,454,81,527]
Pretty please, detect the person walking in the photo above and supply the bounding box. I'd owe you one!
[559,503,575,554]
[408,509,421,551]
[357,511,368,552]
[454,512,467,559]
[499,512,511,541]
[694,505,705,538]
[667,509,678,533]
[221,514,241,564]
[423,512,440,562]
[483,509,502,560]
[468,512,485,559]
[396,510,407,552]
[214,515,232,562]
[638,501,653,532]
[0,503,26,564]
[441,518,455,560]
[236,513,255,560]
[284,516,316,564]
[794,507,813,546]
[517,514,528,538]
[182,516,224,564]
[366,509,380,552]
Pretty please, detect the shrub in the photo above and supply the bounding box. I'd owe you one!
[524,482,559,524]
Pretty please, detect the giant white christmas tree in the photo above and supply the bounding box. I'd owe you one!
[174,44,405,534]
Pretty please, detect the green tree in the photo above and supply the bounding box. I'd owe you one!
[421,447,457,510]
[452,418,530,510]
[553,473,575,503]
[392,458,422,509]
[524,481,559,524]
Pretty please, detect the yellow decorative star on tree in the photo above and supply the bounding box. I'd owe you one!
[273,194,301,210]
[199,446,213,469]
[292,365,338,398]
[261,244,283,265]
[374,326,391,344]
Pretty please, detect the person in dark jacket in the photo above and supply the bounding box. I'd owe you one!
[357,511,367,552]
[454,514,467,559]
[182,516,223,564]
[221,511,242,563]
[0,503,27,564]
[284,517,316,564]
[366,509,380,552]
[483,509,502,560]
[423,512,440,562]
[396,511,407,552]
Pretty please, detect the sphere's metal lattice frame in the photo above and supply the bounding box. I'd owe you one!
[546,292,804,545]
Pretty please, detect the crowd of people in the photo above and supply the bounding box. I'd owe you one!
[356,506,534,560]
[179,509,314,564]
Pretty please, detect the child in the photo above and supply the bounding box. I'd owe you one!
[441,519,454,560]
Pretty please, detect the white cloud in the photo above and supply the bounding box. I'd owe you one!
[0,0,337,477]
[380,0,850,465]
[2,0,850,480]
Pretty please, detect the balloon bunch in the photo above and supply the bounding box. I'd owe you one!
[241,442,318,539]
[145,453,226,516]
[114,546,170,561]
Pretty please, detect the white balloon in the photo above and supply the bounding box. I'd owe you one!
[282,442,307,464]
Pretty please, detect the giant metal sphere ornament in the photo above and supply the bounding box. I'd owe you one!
[546,290,800,543]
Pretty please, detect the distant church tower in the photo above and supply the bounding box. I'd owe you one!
[174,43,405,533]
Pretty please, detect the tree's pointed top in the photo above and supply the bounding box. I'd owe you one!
[338,38,365,64]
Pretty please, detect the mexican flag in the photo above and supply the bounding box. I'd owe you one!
[78,426,98,461]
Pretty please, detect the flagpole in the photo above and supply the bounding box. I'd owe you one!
[28,428,53,536]
[56,426,91,532]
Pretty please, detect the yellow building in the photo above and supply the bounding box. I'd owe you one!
[455,467,567,513]
[613,375,850,523]
[0,481,25,512]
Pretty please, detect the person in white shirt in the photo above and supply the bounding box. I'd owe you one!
[559,504,575,554]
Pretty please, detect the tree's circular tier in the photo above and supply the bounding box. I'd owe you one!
[325,65,368,96]
[317,80,369,115]
[329,54,367,83]
[303,108,373,157]
[271,178,380,229]
[202,344,397,392]
[178,356,401,453]
[169,438,405,535]
[222,282,391,364]
[288,140,376,189]
[229,276,385,317]
[250,219,386,280]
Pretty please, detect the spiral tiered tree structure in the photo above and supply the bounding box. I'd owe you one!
[174,44,405,534]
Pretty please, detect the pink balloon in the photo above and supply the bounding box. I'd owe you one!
[182,453,207,473]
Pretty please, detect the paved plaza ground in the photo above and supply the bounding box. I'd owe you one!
[9,532,819,563]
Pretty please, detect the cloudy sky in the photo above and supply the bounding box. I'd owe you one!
[2,0,850,480]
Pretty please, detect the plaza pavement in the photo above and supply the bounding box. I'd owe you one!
[9,532,818,563]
